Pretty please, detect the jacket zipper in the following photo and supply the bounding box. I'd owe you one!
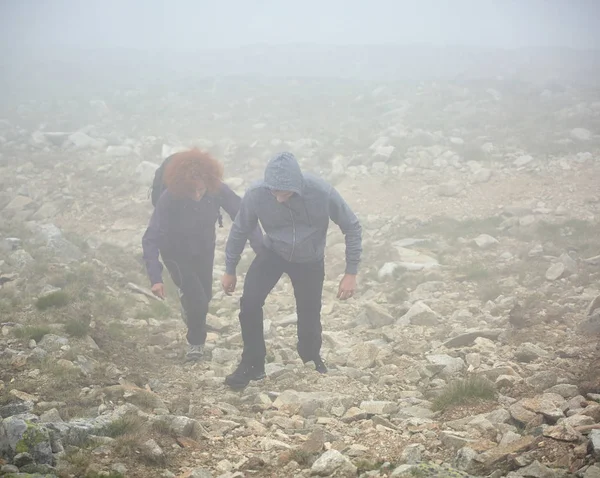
[288,206,296,261]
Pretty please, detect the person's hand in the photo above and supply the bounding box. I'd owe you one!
[151,283,165,300]
[337,274,357,300]
[221,273,237,296]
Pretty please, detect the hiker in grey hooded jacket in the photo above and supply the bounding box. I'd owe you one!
[221,152,362,389]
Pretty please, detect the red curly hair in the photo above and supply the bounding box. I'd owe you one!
[164,148,224,198]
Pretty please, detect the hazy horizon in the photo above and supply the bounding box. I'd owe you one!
[2,0,599,52]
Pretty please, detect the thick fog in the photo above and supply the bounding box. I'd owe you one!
[2,0,600,50]
[2,0,600,96]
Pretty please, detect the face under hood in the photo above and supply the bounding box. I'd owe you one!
[263,152,304,195]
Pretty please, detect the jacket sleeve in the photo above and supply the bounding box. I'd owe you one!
[220,183,264,257]
[328,186,362,275]
[224,190,260,275]
[142,195,166,286]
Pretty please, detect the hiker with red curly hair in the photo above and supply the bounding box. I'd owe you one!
[142,149,263,362]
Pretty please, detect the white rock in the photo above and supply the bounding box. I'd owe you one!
[135,161,159,185]
[67,131,104,150]
[473,168,492,183]
[474,234,499,249]
[107,145,133,157]
[545,262,565,281]
[400,302,440,326]
[310,449,357,477]
[438,180,462,197]
[514,155,534,167]
[571,128,592,141]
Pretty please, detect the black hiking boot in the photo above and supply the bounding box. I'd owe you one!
[304,357,328,374]
[225,362,266,390]
[313,357,328,374]
[185,344,204,362]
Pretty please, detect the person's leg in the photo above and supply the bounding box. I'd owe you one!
[225,250,284,388]
[188,253,214,347]
[164,257,209,360]
[287,259,327,372]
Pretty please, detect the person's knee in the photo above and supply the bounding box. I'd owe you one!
[240,294,266,313]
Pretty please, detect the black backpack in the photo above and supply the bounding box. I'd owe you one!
[150,155,172,207]
[149,154,223,227]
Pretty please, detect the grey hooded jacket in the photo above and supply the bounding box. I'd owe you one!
[225,152,362,275]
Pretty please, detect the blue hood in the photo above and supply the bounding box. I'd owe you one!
[263,152,304,195]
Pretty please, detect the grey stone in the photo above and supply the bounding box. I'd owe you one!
[13,451,34,467]
[359,302,395,327]
[190,468,213,478]
[30,223,82,262]
[37,334,68,352]
[400,443,424,464]
[274,390,353,418]
[514,343,548,362]
[0,401,34,418]
[474,234,499,249]
[402,302,440,326]
[426,354,464,376]
[584,465,600,478]
[141,438,164,463]
[589,429,600,459]
[546,384,579,399]
[360,401,399,415]
[525,371,557,392]
[545,262,565,281]
[454,447,478,473]
[0,416,53,465]
[346,343,380,369]
[443,329,501,348]
[310,449,357,477]
[0,464,19,473]
[440,431,477,449]
[40,409,63,424]
[512,460,557,477]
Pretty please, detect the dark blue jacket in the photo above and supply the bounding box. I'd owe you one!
[142,183,263,285]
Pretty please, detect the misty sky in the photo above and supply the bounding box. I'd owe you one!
[1,0,599,51]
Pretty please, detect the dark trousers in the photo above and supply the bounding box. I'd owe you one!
[164,254,213,346]
[239,248,325,366]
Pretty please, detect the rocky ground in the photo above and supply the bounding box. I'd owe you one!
[1,75,600,478]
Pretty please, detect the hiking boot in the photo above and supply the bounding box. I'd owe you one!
[185,344,204,362]
[225,362,266,389]
[313,357,328,374]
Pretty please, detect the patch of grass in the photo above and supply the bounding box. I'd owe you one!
[134,300,171,321]
[127,390,164,410]
[62,448,92,474]
[477,281,503,302]
[84,472,125,478]
[14,324,52,342]
[63,230,91,252]
[290,449,318,466]
[40,359,82,385]
[455,262,491,282]
[64,316,91,337]
[92,293,126,320]
[432,376,497,412]
[99,414,146,438]
[413,215,504,242]
[114,433,143,457]
[355,459,385,473]
[150,419,172,435]
[36,290,70,310]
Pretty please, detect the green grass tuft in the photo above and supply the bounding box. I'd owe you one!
[432,376,497,412]
[35,290,70,310]
[14,325,52,342]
